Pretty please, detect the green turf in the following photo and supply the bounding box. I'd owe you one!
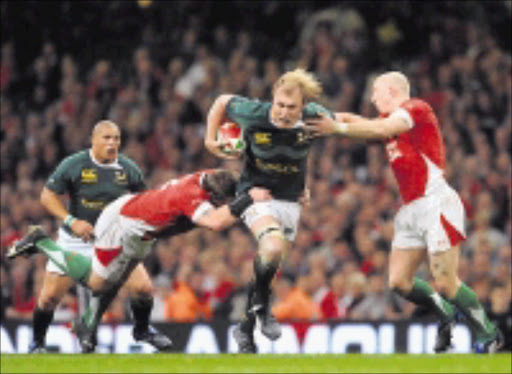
[1,353,511,374]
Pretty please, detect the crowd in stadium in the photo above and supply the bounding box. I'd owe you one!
[1,1,510,350]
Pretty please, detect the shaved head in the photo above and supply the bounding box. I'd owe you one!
[92,120,119,138]
[375,71,410,96]
[371,71,411,114]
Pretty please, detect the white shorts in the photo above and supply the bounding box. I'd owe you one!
[392,182,466,253]
[241,199,301,242]
[92,194,155,282]
[46,228,93,275]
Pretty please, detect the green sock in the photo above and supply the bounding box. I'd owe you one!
[399,277,456,322]
[82,287,119,331]
[35,238,91,285]
[449,282,496,341]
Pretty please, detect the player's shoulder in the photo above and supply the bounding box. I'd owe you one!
[227,95,271,114]
[118,153,143,173]
[401,98,433,114]
[58,149,90,169]
[303,101,332,118]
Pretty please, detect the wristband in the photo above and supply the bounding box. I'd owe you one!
[228,193,254,217]
[336,122,349,134]
[64,214,77,228]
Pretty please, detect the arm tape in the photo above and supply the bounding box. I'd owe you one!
[228,193,254,217]
[64,214,77,228]
[335,122,349,134]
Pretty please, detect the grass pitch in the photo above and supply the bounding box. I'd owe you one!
[1,353,511,373]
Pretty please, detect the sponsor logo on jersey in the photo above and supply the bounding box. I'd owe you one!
[81,169,98,183]
[255,158,299,174]
[254,132,272,145]
[296,131,310,144]
[115,171,128,184]
[81,198,106,209]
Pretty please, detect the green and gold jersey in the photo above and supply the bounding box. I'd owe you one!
[225,96,333,201]
[46,149,146,229]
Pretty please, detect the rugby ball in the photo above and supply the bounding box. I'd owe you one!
[217,122,245,154]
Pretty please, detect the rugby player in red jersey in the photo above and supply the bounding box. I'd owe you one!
[305,71,502,353]
[8,169,271,352]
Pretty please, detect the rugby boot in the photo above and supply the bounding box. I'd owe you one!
[474,329,504,353]
[133,325,173,351]
[28,341,48,354]
[255,307,281,341]
[7,226,49,259]
[233,324,257,354]
[72,318,97,353]
[434,319,455,353]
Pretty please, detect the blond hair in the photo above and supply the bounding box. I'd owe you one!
[272,68,323,102]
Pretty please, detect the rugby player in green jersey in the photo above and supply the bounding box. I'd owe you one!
[205,68,334,353]
[30,121,172,353]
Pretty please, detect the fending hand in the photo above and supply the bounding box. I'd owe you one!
[304,112,338,136]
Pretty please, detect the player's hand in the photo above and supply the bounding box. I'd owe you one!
[70,220,95,242]
[304,112,338,136]
[204,139,242,160]
[299,187,311,207]
[248,187,272,202]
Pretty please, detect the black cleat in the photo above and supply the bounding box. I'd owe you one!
[7,226,48,259]
[133,325,173,351]
[434,319,455,353]
[72,318,97,353]
[28,342,47,354]
[255,308,281,341]
[233,324,257,354]
[474,329,504,353]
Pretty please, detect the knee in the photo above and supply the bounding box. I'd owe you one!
[258,236,286,261]
[38,294,61,311]
[130,280,154,299]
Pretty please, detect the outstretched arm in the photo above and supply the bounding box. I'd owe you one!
[305,112,411,139]
[205,94,241,160]
[192,187,272,231]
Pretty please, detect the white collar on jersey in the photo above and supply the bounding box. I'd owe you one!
[89,149,122,169]
[268,111,305,129]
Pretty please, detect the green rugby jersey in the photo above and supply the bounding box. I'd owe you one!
[225,95,333,201]
[46,149,146,230]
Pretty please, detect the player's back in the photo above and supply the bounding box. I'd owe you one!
[386,98,446,203]
[120,171,210,227]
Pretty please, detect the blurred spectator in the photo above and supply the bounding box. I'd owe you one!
[319,271,347,319]
[349,273,398,320]
[164,264,211,322]
[272,274,321,321]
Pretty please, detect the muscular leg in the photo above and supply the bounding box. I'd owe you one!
[122,263,173,350]
[124,263,154,335]
[32,272,75,349]
[431,245,497,343]
[240,216,289,340]
[389,248,456,322]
